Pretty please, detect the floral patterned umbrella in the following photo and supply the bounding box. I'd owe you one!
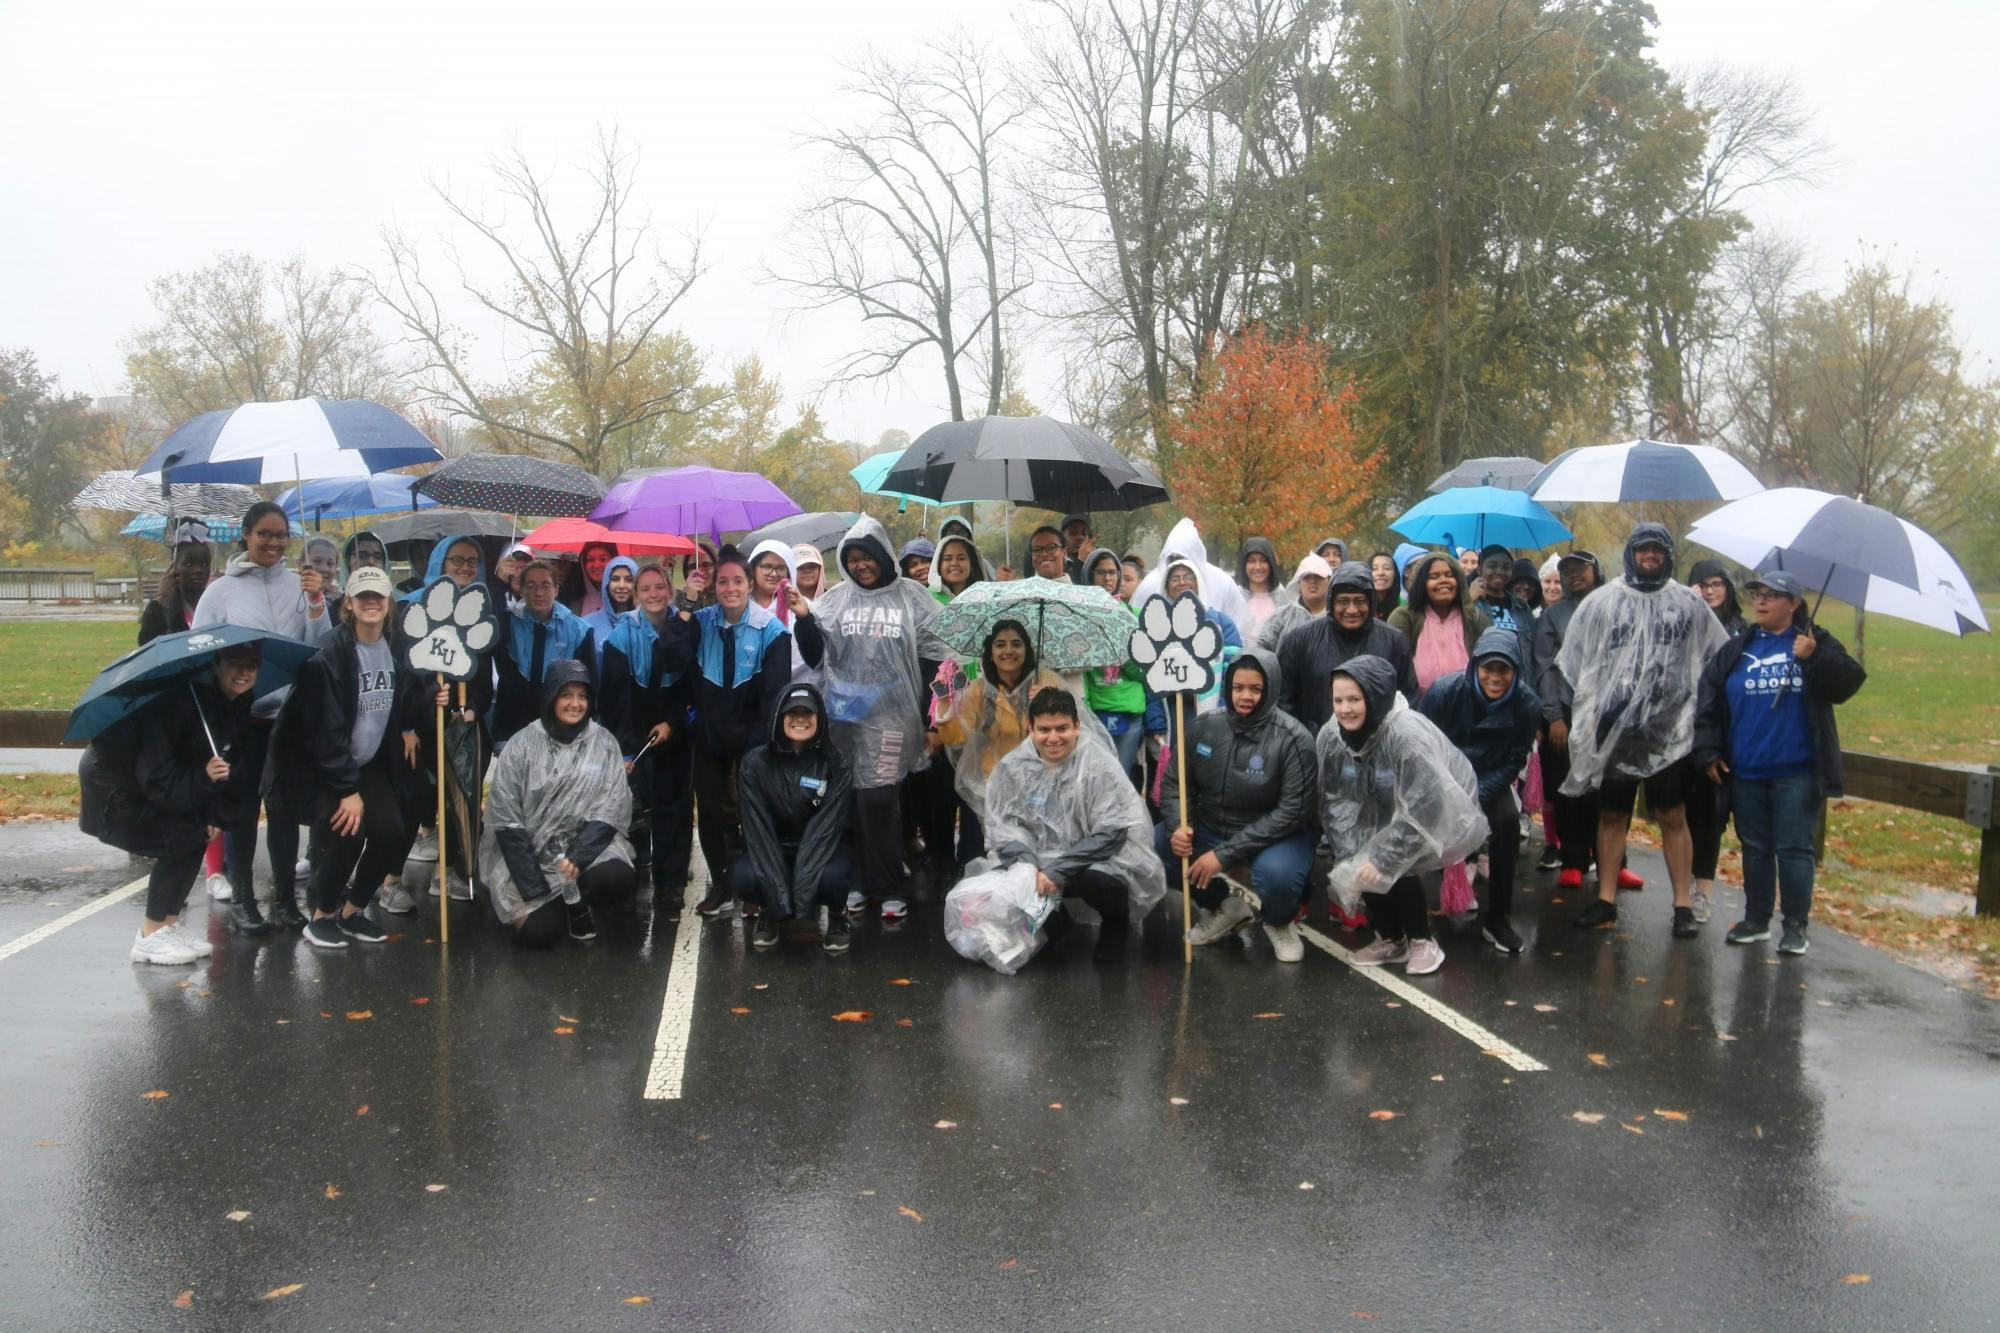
[928,577,1134,671]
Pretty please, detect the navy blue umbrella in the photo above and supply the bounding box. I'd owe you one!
[135,398,443,487]
[276,474,436,524]
[64,625,321,743]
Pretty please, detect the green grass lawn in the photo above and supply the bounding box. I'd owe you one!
[0,620,143,710]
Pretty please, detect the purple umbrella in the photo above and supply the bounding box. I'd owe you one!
[590,465,801,542]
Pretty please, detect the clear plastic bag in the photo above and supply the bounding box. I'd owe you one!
[944,860,1058,975]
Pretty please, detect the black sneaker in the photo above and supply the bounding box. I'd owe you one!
[822,912,851,954]
[1572,898,1618,930]
[695,888,735,918]
[302,917,348,951]
[1777,921,1809,955]
[1482,921,1524,954]
[1726,919,1772,945]
[567,902,597,941]
[338,912,387,943]
[1671,906,1699,939]
[752,915,781,950]
[1535,844,1563,871]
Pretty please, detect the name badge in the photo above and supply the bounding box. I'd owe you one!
[799,775,825,792]
[1194,742,1213,757]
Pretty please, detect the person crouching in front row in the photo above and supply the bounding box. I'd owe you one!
[741,684,857,954]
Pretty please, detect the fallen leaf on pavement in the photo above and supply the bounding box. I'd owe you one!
[624,1295,652,1304]
[1503,1000,1518,1007]
[1621,1123,1644,1135]
[832,1011,872,1022]
[999,1258,1018,1270]
[1430,1074,1444,1082]
[895,1018,915,1027]
[1718,1032,1737,1042]
[345,1011,373,1021]
[1654,1109,1689,1121]
[225,1210,250,1222]
[1048,1102,1064,1110]
[1351,1315,1377,1322]
[1587,1053,1609,1067]
[1842,1274,1870,1285]
[888,978,913,986]
[728,1008,751,1015]
[1754,1125,1764,1139]
[262,1284,302,1300]
[172,1290,193,1308]
[1533,1003,1557,1013]
[410,997,430,1005]
[320,1012,333,1019]
[425,1183,448,1192]
[1383,1001,1401,1009]
[753,983,769,990]
[141,1090,169,1100]
[1252,1011,1284,1019]
[553,1026,575,1035]
[1169,1096,1189,1106]
[898,1206,923,1222]
[559,1014,580,1023]
[934,1120,957,1130]
[1368,1110,1400,1120]
[274,1019,290,1025]
[355,1105,369,1117]
[1662,998,1676,1007]
[1298,1181,1315,1190]
[1572,1112,1605,1124]
[324,1183,341,1199]
[1633,977,1648,984]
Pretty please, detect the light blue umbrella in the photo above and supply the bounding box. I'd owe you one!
[850,451,973,511]
[119,513,300,543]
[275,474,434,525]
[1391,486,1572,551]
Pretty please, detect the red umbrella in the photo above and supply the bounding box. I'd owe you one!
[525,517,695,558]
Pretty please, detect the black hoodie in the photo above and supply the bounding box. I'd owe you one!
[1235,537,1284,595]
[1622,522,1677,592]
[1276,560,1418,735]
[80,677,254,857]
[1159,648,1317,865]
[1687,559,1747,637]
[738,683,855,916]
[264,623,431,820]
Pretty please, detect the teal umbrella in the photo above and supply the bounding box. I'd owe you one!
[1390,485,1572,551]
[64,625,318,743]
[928,578,1133,671]
[850,452,973,511]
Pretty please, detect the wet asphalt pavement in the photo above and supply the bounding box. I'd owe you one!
[1,820,1997,1331]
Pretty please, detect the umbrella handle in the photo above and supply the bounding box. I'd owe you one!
[188,681,220,758]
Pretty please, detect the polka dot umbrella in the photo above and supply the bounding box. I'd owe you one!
[411,454,607,518]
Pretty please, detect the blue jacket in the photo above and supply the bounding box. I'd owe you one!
[1417,627,1542,806]
[685,601,793,757]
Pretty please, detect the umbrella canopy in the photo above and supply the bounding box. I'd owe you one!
[1391,486,1572,550]
[882,415,1168,512]
[135,398,443,486]
[72,470,258,518]
[64,625,320,743]
[1527,439,1762,504]
[119,513,299,544]
[927,577,1135,671]
[369,509,519,555]
[743,510,865,555]
[850,453,973,509]
[275,474,435,524]
[524,517,695,558]
[1685,488,1989,636]
[413,453,606,517]
[591,465,801,539]
[1427,455,1547,493]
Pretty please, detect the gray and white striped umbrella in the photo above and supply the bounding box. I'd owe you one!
[72,470,259,518]
[1528,439,1762,503]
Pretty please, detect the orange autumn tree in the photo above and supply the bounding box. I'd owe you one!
[1165,326,1381,562]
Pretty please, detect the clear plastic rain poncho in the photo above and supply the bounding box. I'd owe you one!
[477,688,634,926]
[806,515,951,790]
[944,861,1058,975]
[1317,656,1488,915]
[981,725,1168,919]
[1555,524,1728,795]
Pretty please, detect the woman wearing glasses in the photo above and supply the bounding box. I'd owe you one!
[191,500,334,933]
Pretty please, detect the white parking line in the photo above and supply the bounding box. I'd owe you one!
[642,880,706,1101]
[1297,924,1549,1073]
[0,873,150,965]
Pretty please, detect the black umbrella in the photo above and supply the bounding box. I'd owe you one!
[743,510,864,555]
[882,416,1167,512]
[370,509,519,554]
[412,453,606,517]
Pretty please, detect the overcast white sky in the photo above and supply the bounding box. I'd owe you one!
[4,0,1995,443]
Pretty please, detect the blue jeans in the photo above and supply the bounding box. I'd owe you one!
[1099,711,1144,786]
[1152,823,1315,925]
[1732,770,1819,926]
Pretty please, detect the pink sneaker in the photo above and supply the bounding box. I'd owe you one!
[1349,938,1409,967]
[1403,939,1445,975]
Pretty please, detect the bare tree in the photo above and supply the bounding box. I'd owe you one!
[775,35,1028,421]
[359,129,723,475]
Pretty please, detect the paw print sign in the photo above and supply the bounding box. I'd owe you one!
[1130,592,1222,696]
[400,578,499,681]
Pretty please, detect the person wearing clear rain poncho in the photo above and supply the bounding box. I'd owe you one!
[1319,655,1488,976]
[1558,523,1728,939]
[479,659,636,948]
[980,687,1166,963]
[1131,517,1252,626]
[792,514,950,923]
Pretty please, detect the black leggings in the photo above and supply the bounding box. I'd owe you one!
[1541,737,1598,873]
[692,748,743,896]
[1063,867,1132,929]
[223,719,301,903]
[642,740,695,895]
[1482,788,1519,926]
[1688,775,1730,881]
[512,860,635,949]
[146,846,206,922]
[309,753,418,915]
[1365,875,1432,942]
[852,785,909,899]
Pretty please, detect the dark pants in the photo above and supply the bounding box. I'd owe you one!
[733,850,854,918]
[1688,773,1731,880]
[640,739,695,895]
[309,753,417,915]
[1734,771,1819,926]
[512,860,635,949]
[920,753,981,869]
[1366,875,1432,942]
[852,785,909,899]
[146,847,206,922]
[692,748,744,898]
[1482,788,1519,926]
[1152,823,1314,926]
[1063,867,1131,931]
[1541,737,1597,873]
[223,719,301,904]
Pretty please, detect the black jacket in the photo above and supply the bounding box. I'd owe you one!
[1159,649,1317,865]
[80,679,252,858]
[1277,561,1418,735]
[265,625,431,820]
[739,684,854,917]
[1692,612,1866,797]
[492,611,596,743]
[1418,628,1543,805]
[598,617,692,756]
[1531,551,1603,723]
[1470,591,1540,697]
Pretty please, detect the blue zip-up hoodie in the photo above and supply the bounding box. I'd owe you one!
[1417,627,1542,805]
[582,556,639,672]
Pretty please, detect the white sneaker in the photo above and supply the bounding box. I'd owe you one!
[378,884,417,915]
[1691,885,1713,924]
[167,919,215,958]
[845,890,867,914]
[880,897,908,923]
[1263,920,1304,963]
[1404,939,1446,975]
[206,872,233,902]
[293,857,312,881]
[131,926,197,966]
[447,871,473,901]
[1188,895,1255,946]
[1350,938,1409,966]
[409,828,439,863]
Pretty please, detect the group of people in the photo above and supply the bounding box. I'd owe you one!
[85,499,1864,976]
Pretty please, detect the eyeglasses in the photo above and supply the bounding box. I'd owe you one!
[1030,543,1062,556]
[443,555,481,570]
[248,528,290,542]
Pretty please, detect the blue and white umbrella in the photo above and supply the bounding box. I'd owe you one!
[1685,487,1988,636]
[276,474,435,524]
[136,398,443,487]
[1391,486,1571,551]
[1528,439,1762,504]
